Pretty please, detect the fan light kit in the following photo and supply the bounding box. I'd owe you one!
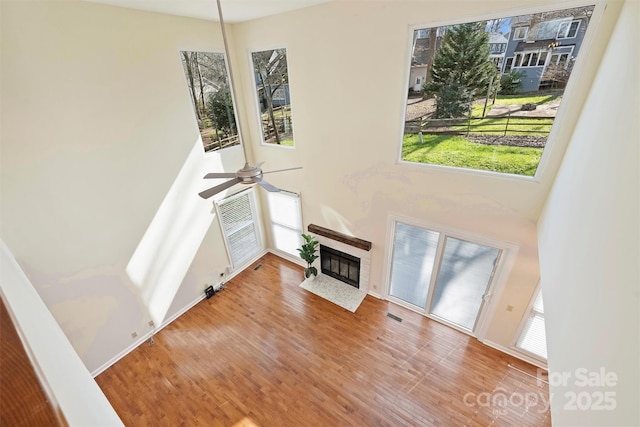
[199,0,301,200]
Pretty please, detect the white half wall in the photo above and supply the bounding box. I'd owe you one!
[0,240,123,425]
[538,0,639,425]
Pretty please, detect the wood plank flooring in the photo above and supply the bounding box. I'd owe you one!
[96,253,551,426]
[0,299,67,426]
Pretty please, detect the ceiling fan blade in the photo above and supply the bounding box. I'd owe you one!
[262,166,303,175]
[254,178,281,192]
[204,172,237,179]
[198,177,241,199]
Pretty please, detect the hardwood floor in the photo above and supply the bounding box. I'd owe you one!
[0,299,67,427]
[96,253,551,426]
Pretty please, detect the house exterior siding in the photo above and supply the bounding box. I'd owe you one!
[502,8,593,91]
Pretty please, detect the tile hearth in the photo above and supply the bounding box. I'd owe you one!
[299,274,367,312]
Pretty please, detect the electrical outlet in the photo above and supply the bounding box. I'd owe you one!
[131,332,138,338]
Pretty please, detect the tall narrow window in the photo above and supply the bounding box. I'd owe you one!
[267,190,302,257]
[251,48,294,146]
[216,189,262,270]
[504,57,514,73]
[180,51,239,153]
[537,51,548,66]
[516,288,547,360]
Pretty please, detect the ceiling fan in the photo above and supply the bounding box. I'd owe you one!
[198,0,301,200]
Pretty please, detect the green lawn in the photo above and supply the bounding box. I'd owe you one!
[469,116,553,136]
[403,92,556,175]
[265,138,294,146]
[402,134,542,176]
[470,93,562,117]
[493,93,561,105]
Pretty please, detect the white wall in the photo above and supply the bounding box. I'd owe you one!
[538,0,639,425]
[233,0,622,358]
[0,0,630,394]
[0,0,247,373]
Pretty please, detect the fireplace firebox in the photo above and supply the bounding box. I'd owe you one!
[320,245,360,288]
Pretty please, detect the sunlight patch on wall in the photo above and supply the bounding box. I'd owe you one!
[320,206,354,236]
[126,139,223,327]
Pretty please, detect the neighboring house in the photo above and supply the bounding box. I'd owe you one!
[408,27,443,92]
[488,32,509,70]
[255,82,291,111]
[408,37,429,92]
[502,7,593,91]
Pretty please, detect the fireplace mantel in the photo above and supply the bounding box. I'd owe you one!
[307,224,372,251]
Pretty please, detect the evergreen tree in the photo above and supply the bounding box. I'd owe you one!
[423,22,498,118]
[207,85,236,137]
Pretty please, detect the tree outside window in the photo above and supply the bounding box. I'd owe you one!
[180,51,240,153]
[251,48,294,146]
[401,5,594,177]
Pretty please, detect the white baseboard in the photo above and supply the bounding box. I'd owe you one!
[91,292,206,377]
[367,289,382,299]
[91,249,285,377]
[267,248,305,267]
[481,339,548,370]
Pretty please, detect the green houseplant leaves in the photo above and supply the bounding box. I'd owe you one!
[297,233,319,278]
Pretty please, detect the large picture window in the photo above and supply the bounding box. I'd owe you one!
[180,51,240,153]
[402,5,594,177]
[251,48,294,146]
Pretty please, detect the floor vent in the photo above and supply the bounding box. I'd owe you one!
[387,313,402,322]
[253,264,263,271]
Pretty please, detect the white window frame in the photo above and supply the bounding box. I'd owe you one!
[215,188,263,271]
[537,51,549,66]
[549,46,575,68]
[514,284,547,362]
[398,4,601,181]
[503,56,514,73]
[266,190,303,258]
[513,50,549,68]
[513,26,528,40]
[557,19,580,39]
[383,215,515,340]
[249,46,295,149]
[179,50,239,155]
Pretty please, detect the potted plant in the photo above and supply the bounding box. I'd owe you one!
[297,233,319,279]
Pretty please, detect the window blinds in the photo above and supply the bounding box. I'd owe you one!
[216,190,261,269]
[267,190,302,257]
[516,290,547,360]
